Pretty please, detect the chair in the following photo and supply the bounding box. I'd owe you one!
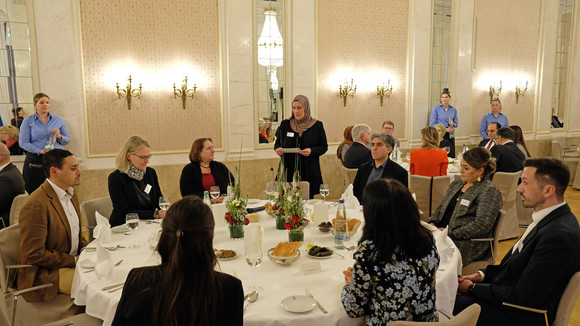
[503,271,580,326]
[515,192,533,227]
[339,165,358,186]
[8,193,28,226]
[462,210,505,275]
[285,181,310,200]
[387,303,481,325]
[491,171,521,240]
[552,141,579,186]
[409,175,450,222]
[80,196,113,241]
[573,159,580,190]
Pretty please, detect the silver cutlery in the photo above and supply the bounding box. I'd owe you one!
[305,289,327,313]
[243,290,259,312]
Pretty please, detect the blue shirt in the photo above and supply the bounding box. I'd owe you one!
[366,158,389,186]
[429,104,458,128]
[19,113,70,154]
[479,112,509,139]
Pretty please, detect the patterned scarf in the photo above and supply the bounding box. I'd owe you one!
[127,164,146,181]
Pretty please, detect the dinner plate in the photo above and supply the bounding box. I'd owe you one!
[214,249,238,261]
[111,225,129,233]
[307,251,333,259]
[280,295,316,313]
[79,259,95,269]
[247,199,260,204]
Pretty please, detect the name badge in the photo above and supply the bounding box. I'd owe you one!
[287,132,295,137]
[144,184,152,194]
[460,199,470,206]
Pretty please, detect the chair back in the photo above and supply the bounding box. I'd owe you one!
[409,175,450,221]
[0,284,10,326]
[491,210,506,262]
[388,303,481,325]
[0,224,20,293]
[9,194,28,226]
[492,171,521,240]
[339,165,358,186]
[552,141,563,159]
[515,191,533,226]
[80,196,113,240]
[285,181,310,200]
[553,271,580,326]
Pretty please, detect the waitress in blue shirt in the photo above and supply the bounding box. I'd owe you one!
[429,89,458,157]
[19,93,70,194]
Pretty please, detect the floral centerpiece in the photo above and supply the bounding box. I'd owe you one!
[225,166,249,239]
[284,172,309,242]
[269,161,289,230]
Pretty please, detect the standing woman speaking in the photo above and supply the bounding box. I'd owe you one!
[274,95,328,199]
[429,89,458,158]
[19,93,70,194]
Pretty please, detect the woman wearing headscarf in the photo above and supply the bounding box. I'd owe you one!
[274,95,328,199]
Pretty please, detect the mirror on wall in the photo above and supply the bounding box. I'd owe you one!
[551,0,574,129]
[255,0,284,146]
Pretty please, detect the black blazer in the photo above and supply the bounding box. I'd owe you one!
[353,159,408,203]
[472,204,580,324]
[112,266,244,326]
[478,139,492,147]
[0,162,25,226]
[108,168,163,226]
[343,142,372,168]
[490,142,525,173]
[180,161,234,198]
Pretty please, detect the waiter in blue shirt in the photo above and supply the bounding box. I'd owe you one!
[479,98,509,140]
[429,89,458,157]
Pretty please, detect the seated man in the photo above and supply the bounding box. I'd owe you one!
[381,120,400,147]
[0,143,25,228]
[18,149,87,302]
[478,122,501,149]
[353,132,408,203]
[490,127,525,173]
[454,158,580,326]
[343,124,372,168]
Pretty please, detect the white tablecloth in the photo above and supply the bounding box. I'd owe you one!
[71,202,462,325]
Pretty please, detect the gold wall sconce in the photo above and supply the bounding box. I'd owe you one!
[515,81,528,104]
[377,80,393,106]
[489,80,502,103]
[116,75,142,110]
[173,76,197,109]
[339,79,356,107]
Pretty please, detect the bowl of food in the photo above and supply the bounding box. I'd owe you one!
[331,218,362,237]
[318,221,332,232]
[268,241,302,265]
[306,244,333,258]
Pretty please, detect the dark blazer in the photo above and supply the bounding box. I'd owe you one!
[478,139,493,148]
[472,204,580,324]
[430,179,502,265]
[112,266,244,326]
[108,168,163,227]
[343,142,372,168]
[353,159,408,203]
[439,139,453,157]
[0,162,25,224]
[274,119,328,199]
[17,180,88,302]
[180,160,234,198]
[490,142,525,173]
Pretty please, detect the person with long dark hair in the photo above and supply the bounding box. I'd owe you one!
[342,179,439,324]
[510,125,531,158]
[112,196,244,326]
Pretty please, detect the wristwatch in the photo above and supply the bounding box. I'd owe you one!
[467,283,476,294]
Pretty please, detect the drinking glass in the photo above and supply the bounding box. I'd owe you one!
[244,225,263,292]
[158,196,170,211]
[265,182,276,204]
[319,184,330,203]
[125,213,140,248]
[210,186,220,203]
[406,152,411,163]
[344,236,358,255]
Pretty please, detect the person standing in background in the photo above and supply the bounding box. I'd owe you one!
[479,98,508,141]
[429,89,458,158]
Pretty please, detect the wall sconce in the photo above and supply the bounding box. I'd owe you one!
[515,81,528,104]
[489,80,502,103]
[116,75,142,110]
[376,80,393,106]
[339,79,356,107]
[173,76,197,109]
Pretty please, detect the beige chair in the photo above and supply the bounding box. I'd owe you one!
[8,193,28,227]
[339,165,358,186]
[285,181,310,200]
[462,210,505,275]
[387,303,481,325]
[409,175,450,222]
[552,141,579,186]
[503,271,580,326]
[573,159,580,190]
[515,192,533,227]
[80,196,113,241]
[492,171,521,240]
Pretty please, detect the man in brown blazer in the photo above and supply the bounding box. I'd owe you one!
[18,149,87,302]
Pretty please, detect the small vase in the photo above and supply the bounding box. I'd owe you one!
[288,229,304,242]
[276,214,286,230]
[229,224,244,240]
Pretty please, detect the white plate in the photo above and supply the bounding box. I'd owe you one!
[307,199,322,205]
[280,295,316,313]
[247,199,260,204]
[214,249,238,261]
[307,250,333,259]
[111,225,129,233]
[79,259,95,269]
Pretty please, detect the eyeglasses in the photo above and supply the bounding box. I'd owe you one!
[131,153,152,160]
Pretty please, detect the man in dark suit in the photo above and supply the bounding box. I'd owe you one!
[478,122,501,149]
[454,158,580,326]
[490,127,525,173]
[343,123,372,168]
[18,149,88,302]
[353,132,408,203]
[0,143,25,228]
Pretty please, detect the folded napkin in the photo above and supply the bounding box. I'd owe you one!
[244,225,263,253]
[95,242,113,280]
[341,184,360,209]
[93,211,112,244]
[435,227,454,264]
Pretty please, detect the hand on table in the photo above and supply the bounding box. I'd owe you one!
[211,195,226,204]
[275,147,283,157]
[299,148,311,156]
[343,267,353,284]
[157,209,166,219]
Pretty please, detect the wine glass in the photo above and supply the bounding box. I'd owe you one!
[210,186,220,204]
[244,225,263,292]
[125,213,140,248]
[344,235,358,255]
[159,196,170,211]
[319,184,330,203]
[265,182,275,204]
[406,152,411,163]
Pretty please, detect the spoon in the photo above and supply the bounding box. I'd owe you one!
[243,290,259,312]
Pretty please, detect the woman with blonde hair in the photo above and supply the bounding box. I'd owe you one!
[410,126,448,176]
[435,123,453,157]
[108,136,165,226]
[0,125,23,155]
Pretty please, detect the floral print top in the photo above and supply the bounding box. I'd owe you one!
[341,240,439,325]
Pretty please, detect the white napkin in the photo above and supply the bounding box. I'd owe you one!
[95,242,113,280]
[435,227,453,263]
[341,184,360,209]
[93,211,111,244]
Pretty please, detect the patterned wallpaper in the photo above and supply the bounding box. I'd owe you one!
[316,0,409,143]
[472,0,540,133]
[79,0,221,155]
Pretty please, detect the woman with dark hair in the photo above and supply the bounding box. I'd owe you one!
[342,179,439,324]
[510,125,531,158]
[429,147,502,266]
[112,196,244,326]
[337,125,354,163]
[180,138,233,203]
[410,126,448,176]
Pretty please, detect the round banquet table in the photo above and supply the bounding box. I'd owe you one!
[71,201,462,326]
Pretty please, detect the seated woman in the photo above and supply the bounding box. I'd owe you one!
[342,179,439,324]
[180,138,233,203]
[0,125,24,155]
[511,125,531,159]
[108,136,165,227]
[258,118,270,143]
[337,125,354,163]
[410,126,448,176]
[435,123,453,157]
[429,147,502,266]
[112,196,244,326]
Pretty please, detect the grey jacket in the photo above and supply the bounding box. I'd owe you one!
[431,178,502,265]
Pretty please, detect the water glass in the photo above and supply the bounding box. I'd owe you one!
[210,186,220,201]
[319,184,330,202]
[244,225,263,292]
[159,196,170,211]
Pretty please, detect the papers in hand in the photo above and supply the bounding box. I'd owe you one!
[280,148,301,154]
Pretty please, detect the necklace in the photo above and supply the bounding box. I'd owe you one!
[200,164,210,168]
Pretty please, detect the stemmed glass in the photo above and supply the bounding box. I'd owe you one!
[344,235,358,255]
[210,186,220,205]
[265,182,276,204]
[406,152,411,163]
[244,225,263,293]
[159,196,170,211]
[125,213,140,248]
[319,184,330,203]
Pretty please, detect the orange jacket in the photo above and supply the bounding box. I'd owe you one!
[410,148,448,177]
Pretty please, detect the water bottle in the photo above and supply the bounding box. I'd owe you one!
[45,131,57,151]
[203,191,212,207]
[392,144,398,161]
[334,199,348,249]
[462,144,468,154]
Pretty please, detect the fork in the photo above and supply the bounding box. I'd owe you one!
[305,289,327,313]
